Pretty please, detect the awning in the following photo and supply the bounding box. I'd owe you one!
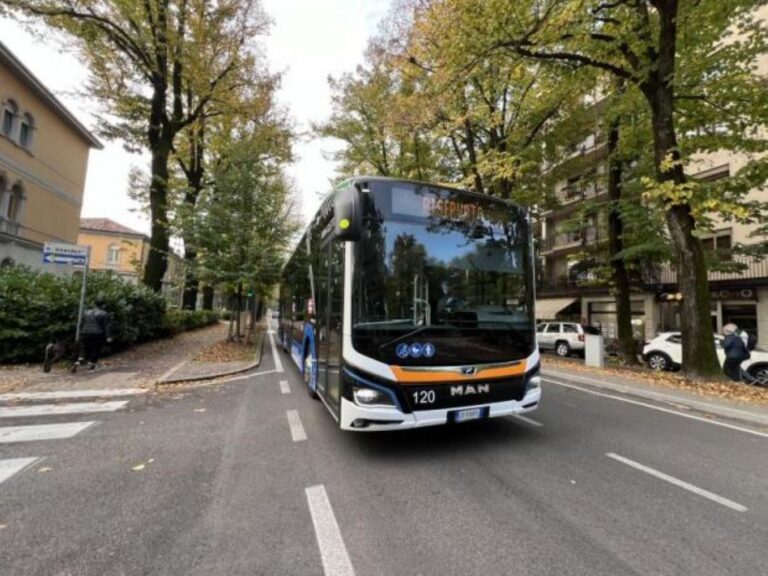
[535,297,578,320]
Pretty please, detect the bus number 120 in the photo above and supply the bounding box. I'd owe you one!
[412,390,436,405]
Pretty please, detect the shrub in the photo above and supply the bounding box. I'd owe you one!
[0,266,168,363]
[162,308,220,336]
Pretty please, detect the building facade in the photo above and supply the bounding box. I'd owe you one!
[537,6,768,346]
[0,41,102,271]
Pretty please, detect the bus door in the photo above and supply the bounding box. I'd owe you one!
[317,237,343,416]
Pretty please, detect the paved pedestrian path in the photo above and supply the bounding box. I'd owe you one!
[0,322,229,394]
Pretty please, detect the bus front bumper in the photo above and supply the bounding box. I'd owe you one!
[339,387,542,432]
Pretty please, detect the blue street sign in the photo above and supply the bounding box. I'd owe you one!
[42,243,88,266]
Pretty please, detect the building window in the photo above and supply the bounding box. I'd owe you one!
[107,244,121,265]
[701,232,732,259]
[19,113,34,149]
[2,99,18,138]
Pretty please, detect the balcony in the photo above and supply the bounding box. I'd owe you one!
[540,227,607,254]
[649,256,768,286]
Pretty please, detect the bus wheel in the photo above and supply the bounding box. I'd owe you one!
[304,354,319,399]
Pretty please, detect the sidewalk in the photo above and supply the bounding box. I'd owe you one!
[542,360,768,428]
[0,322,253,395]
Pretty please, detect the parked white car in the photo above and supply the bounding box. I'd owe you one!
[642,332,768,384]
[536,322,601,357]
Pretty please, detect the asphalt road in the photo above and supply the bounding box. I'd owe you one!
[1,333,766,576]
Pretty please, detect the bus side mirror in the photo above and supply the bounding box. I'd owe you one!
[334,186,363,242]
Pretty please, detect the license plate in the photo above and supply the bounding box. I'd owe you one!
[453,407,484,423]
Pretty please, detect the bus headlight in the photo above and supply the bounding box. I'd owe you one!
[352,387,395,408]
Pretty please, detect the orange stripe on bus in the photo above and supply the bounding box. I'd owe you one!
[389,362,527,384]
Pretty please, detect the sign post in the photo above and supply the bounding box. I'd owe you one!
[42,243,91,342]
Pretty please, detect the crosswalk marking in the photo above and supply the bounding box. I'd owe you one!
[0,400,128,418]
[0,421,97,443]
[0,401,128,418]
[0,457,40,485]
[0,389,146,402]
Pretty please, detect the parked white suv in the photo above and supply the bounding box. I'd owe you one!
[642,332,768,385]
[536,322,601,357]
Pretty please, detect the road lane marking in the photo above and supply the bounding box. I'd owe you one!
[305,485,355,576]
[606,453,748,512]
[0,422,97,443]
[0,389,146,401]
[286,410,307,442]
[0,401,128,418]
[280,380,291,395]
[543,377,768,438]
[544,370,766,422]
[513,414,543,427]
[0,457,39,485]
[268,330,284,373]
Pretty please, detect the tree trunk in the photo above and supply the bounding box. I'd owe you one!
[606,112,639,366]
[645,80,720,377]
[202,285,214,310]
[142,140,171,292]
[235,282,243,341]
[181,249,198,310]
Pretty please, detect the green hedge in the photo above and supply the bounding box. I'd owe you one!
[163,308,220,335]
[0,266,217,363]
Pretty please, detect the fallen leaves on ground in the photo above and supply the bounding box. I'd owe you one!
[544,356,768,405]
[194,339,256,363]
[131,463,146,472]
[37,467,52,473]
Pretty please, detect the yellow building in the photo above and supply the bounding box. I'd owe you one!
[0,41,102,270]
[78,218,148,283]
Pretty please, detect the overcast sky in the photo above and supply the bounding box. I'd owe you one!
[0,0,389,234]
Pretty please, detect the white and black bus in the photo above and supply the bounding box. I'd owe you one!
[278,177,541,431]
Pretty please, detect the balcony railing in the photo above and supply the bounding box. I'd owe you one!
[540,227,607,252]
[650,256,768,285]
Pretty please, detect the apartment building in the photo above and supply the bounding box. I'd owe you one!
[78,218,148,282]
[537,15,768,345]
[0,41,102,271]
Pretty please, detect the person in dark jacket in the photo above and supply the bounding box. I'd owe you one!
[722,323,750,382]
[76,294,113,370]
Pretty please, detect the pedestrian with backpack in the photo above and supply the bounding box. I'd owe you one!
[74,294,113,371]
[722,323,752,383]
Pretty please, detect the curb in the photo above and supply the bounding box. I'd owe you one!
[542,368,768,428]
[156,329,265,386]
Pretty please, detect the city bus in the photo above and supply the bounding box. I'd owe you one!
[278,177,541,431]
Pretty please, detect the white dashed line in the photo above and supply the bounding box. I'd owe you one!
[0,457,40,485]
[513,414,543,427]
[306,485,355,576]
[0,401,128,418]
[543,377,768,438]
[606,452,748,512]
[0,422,97,443]
[280,380,291,395]
[268,330,284,373]
[0,389,146,401]
[286,410,307,442]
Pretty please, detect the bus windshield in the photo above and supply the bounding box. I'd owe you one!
[352,181,535,366]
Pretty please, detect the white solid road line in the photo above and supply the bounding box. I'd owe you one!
[306,485,356,576]
[0,421,97,443]
[606,452,748,512]
[286,409,307,442]
[0,389,146,402]
[280,380,291,395]
[543,377,768,439]
[513,414,543,427]
[0,457,40,485]
[213,369,278,384]
[268,330,284,373]
[0,401,128,418]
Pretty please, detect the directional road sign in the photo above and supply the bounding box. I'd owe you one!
[42,243,89,266]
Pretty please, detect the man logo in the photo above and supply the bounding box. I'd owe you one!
[450,384,490,396]
[461,366,477,376]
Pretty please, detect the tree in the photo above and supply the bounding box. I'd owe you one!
[7,0,269,291]
[416,0,768,377]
